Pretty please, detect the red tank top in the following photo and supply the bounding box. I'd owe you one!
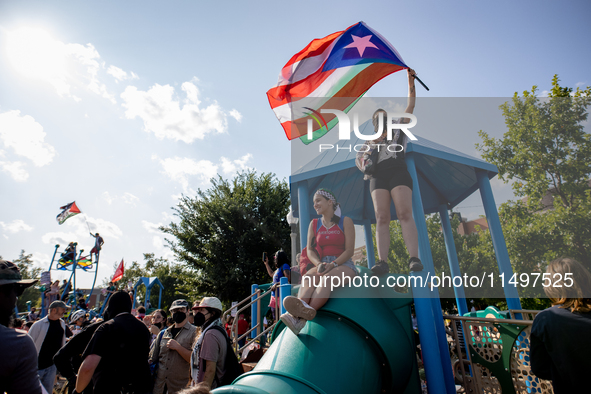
[314,218,346,258]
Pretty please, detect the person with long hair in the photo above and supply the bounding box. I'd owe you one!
[367,68,423,275]
[530,257,591,393]
[280,188,356,335]
[263,250,291,320]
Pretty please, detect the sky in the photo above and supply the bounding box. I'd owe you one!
[0,0,590,289]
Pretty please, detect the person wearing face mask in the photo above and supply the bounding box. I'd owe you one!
[149,309,168,344]
[150,299,198,394]
[189,297,227,390]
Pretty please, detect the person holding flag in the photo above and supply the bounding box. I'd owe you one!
[89,233,104,262]
[366,68,424,275]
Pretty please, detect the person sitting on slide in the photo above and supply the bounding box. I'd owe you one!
[280,188,357,335]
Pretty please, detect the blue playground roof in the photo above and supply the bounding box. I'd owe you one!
[134,276,164,291]
[290,120,498,224]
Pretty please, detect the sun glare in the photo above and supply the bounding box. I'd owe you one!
[6,27,67,81]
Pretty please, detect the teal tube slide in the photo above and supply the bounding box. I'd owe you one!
[213,267,421,394]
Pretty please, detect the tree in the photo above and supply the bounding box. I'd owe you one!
[162,171,291,305]
[12,250,42,311]
[102,253,198,311]
[477,75,591,270]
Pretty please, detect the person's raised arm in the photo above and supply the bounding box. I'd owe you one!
[307,221,322,267]
[402,68,417,122]
[263,256,274,278]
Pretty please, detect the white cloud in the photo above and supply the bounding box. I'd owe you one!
[5,27,133,103]
[121,78,239,143]
[229,109,243,122]
[0,219,34,234]
[122,192,139,205]
[42,215,123,250]
[30,252,51,270]
[0,161,28,181]
[0,110,56,167]
[102,191,114,204]
[220,153,252,174]
[155,154,254,193]
[142,220,162,234]
[155,156,218,192]
[101,191,139,206]
[142,220,172,257]
[107,65,139,82]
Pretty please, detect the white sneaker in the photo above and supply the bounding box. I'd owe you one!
[280,313,307,335]
[283,296,317,320]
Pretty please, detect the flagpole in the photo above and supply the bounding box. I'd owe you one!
[84,214,92,234]
[414,75,429,91]
[86,250,100,307]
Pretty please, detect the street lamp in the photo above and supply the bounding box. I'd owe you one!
[286,207,299,267]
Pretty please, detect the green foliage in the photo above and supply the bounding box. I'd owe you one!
[12,250,42,311]
[162,171,291,304]
[477,75,591,270]
[102,253,198,311]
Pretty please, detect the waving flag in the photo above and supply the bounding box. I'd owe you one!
[267,21,408,143]
[56,201,81,225]
[112,259,124,282]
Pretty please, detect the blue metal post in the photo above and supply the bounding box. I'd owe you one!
[476,171,522,311]
[438,204,469,317]
[86,250,100,307]
[406,154,456,394]
[363,219,376,269]
[251,284,258,339]
[145,287,152,308]
[297,182,311,249]
[279,276,291,315]
[72,247,82,304]
[132,283,139,309]
[48,244,60,271]
[158,285,163,309]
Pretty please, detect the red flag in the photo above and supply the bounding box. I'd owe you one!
[112,259,124,282]
[266,21,408,143]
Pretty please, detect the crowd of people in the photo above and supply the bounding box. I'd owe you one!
[1,73,589,393]
[0,259,242,394]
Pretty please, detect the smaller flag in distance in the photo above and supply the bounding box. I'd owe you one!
[112,259,124,283]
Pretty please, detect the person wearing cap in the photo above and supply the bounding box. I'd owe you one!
[0,259,42,394]
[75,290,151,393]
[190,296,227,390]
[150,299,198,394]
[28,298,68,393]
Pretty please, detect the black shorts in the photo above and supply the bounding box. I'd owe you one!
[369,166,413,193]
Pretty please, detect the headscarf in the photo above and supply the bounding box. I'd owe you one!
[314,188,342,218]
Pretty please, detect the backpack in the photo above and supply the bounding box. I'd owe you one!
[203,325,242,387]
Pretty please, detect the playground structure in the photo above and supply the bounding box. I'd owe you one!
[212,120,554,393]
[38,242,101,318]
[132,276,164,311]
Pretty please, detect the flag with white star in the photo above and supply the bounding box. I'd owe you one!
[267,21,408,143]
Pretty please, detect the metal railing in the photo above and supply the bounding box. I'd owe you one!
[222,283,279,356]
[509,309,541,320]
[444,314,554,394]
